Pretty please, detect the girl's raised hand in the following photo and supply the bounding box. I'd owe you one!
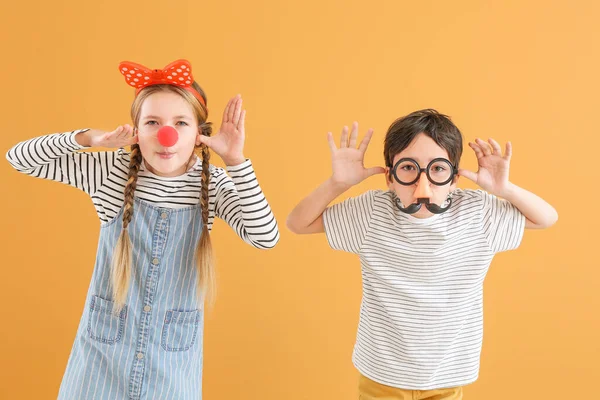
[82,125,138,148]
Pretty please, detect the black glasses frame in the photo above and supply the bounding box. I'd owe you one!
[391,157,458,186]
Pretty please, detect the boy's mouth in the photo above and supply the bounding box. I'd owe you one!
[396,197,452,214]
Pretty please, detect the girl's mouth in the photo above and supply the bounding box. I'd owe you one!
[157,152,175,159]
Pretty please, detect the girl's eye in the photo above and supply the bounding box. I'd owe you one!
[145,121,157,125]
[176,121,189,126]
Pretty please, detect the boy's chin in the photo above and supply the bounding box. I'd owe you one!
[413,208,434,219]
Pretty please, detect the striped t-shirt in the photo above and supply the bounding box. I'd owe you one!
[323,189,525,389]
[6,129,279,249]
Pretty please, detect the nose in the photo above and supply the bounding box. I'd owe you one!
[157,126,179,147]
[414,171,433,198]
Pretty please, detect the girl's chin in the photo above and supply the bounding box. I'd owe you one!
[146,158,186,177]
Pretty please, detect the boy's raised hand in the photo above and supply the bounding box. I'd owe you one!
[327,122,385,188]
[459,138,511,197]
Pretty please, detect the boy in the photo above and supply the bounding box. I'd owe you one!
[286,109,558,399]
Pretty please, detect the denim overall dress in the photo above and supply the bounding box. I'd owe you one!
[58,198,205,400]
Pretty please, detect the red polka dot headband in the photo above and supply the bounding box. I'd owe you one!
[118,59,207,108]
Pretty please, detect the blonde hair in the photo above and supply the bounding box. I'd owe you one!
[112,83,215,312]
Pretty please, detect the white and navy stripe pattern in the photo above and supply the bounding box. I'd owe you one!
[6,129,279,249]
[323,189,525,390]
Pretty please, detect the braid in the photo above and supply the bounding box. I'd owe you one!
[200,144,210,226]
[122,144,143,229]
[111,144,142,313]
[196,122,216,306]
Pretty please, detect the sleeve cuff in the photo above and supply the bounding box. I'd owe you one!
[66,128,91,149]
[225,158,253,173]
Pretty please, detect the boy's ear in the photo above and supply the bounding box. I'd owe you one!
[385,167,393,188]
[450,174,460,191]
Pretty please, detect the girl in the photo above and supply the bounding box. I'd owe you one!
[6,59,279,400]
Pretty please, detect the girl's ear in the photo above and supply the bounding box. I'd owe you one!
[196,127,202,146]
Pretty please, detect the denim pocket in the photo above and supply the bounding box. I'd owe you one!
[161,309,200,352]
[87,295,127,345]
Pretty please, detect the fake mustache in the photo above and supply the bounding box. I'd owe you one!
[394,197,452,214]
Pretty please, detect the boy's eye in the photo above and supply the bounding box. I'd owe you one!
[401,165,416,171]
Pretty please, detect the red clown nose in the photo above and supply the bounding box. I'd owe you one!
[157,126,178,147]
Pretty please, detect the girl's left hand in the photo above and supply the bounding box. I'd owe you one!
[198,94,246,166]
[459,138,512,197]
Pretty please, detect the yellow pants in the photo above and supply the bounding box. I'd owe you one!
[359,374,463,400]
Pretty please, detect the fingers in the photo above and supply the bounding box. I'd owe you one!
[358,128,374,154]
[458,168,477,182]
[475,138,492,156]
[110,125,124,137]
[366,166,386,177]
[126,135,138,145]
[228,94,241,123]
[471,138,512,160]
[488,138,502,155]
[120,124,136,145]
[197,134,212,148]
[335,123,373,152]
[120,124,134,139]
[232,95,243,126]
[327,132,337,153]
[339,126,349,148]
[110,125,133,140]
[468,142,485,159]
[505,141,512,161]
[121,125,136,144]
[222,97,233,123]
[238,109,246,133]
[348,122,358,148]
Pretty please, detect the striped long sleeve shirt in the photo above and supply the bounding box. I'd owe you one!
[6,128,279,249]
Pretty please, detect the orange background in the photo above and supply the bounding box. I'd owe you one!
[1,1,598,399]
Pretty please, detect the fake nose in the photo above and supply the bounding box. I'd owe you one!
[414,172,433,199]
[157,126,179,147]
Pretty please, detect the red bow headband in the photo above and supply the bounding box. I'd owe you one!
[118,59,207,108]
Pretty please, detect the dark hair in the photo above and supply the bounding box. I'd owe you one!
[383,109,463,170]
